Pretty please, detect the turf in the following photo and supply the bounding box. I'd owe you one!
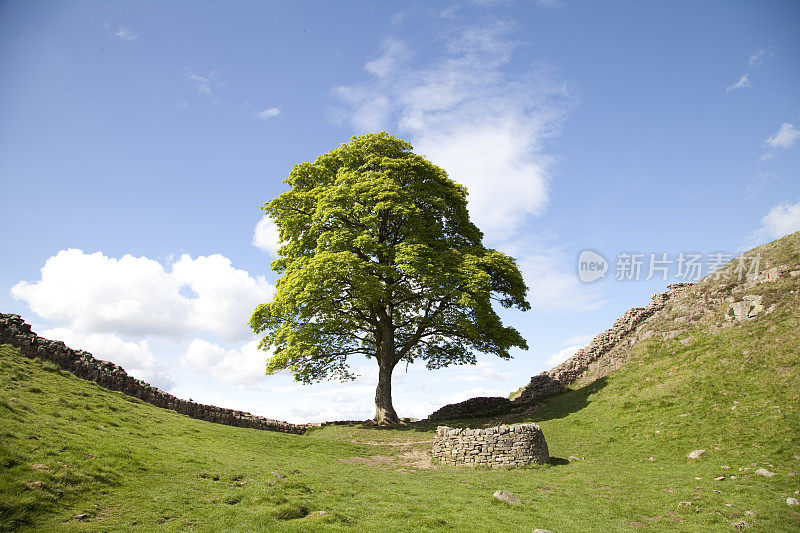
[1,236,799,531]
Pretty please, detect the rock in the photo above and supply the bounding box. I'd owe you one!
[272,471,286,480]
[492,490,520,505]
[74,514,89,521]
[754,468,775,477]
[715,476,725,481]
[730,520,750,529]
[688,450,706,459]
[788,497,800,506]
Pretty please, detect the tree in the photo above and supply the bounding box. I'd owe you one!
[250,132,530,424]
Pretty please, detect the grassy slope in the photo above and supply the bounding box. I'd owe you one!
[1,235,799,532]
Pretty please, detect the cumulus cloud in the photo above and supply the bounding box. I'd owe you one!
[11,249,273,343]
[749,199,800,245]
[332,21,572,240]
[256,107,281,120]
[545,344,582,368]
[115,27,138,41]
[180,339,269,387]
[42,327,173,390]
[725,74,750,93]
[252,216,282,257]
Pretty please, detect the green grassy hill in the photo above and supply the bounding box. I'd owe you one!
[2,234,799,531]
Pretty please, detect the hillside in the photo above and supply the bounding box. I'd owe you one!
[2,232,799,531]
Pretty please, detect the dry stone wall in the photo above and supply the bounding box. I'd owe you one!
[511,283,694,405]
[432,423,548,467]
[0,313,308,435]
[426,396,512,421]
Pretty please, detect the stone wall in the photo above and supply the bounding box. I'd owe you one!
[0,313,308,435]
[426,396,512,421]
[511,283,693,405]
[432,423,548,467]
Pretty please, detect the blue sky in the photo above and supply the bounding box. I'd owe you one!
[2,1,799,422]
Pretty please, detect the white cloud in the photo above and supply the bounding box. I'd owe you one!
[753,200,800,243]
[725,73,750,93]
[252,216,282,257]
[748,49,768,67]
[437,387,508,405]
[765,122,800,150]
[11,249,273,343]
[256,107,281,120]
[332,22,572,240]
[115,27,138,41]
[513,245,607,313]
[545,344,581,367]
[364,38,412,78]
[561,333,594,346]
[42,327,173,390]
[180,339,268,387]
[183,68,226,97]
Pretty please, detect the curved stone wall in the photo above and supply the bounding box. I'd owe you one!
[0,313,308,435]
[432,423,548,467]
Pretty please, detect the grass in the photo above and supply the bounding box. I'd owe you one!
[1,234,799,531]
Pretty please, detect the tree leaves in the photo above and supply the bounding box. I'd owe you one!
[250,132,529,384]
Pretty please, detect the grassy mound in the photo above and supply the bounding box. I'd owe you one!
[1,235,799,531]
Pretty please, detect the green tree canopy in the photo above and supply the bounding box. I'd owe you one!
[250,132,530,424]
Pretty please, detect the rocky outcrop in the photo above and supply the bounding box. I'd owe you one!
[432,423,548,467]
[0,313,308,435]
[426,396,512,421]
[511,283,693,405]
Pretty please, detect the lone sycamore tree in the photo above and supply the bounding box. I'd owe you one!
[250,133,530,424]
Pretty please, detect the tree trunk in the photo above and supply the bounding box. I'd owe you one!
[374,360,400,424]
[374,321,400,424]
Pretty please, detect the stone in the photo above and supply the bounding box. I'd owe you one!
[492,490,520,505]
[433,424,548,467]
[753,468,775,477]
[787,497,800,506]
[715,476,725,481]
[687,450,706,459]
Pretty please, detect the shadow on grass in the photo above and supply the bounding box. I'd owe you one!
[330,377,609,433]
[516,376,609,424]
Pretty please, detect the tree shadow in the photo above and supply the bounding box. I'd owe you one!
[510,376,610,425]
[410,376,610,429]
[327,376,609,433]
